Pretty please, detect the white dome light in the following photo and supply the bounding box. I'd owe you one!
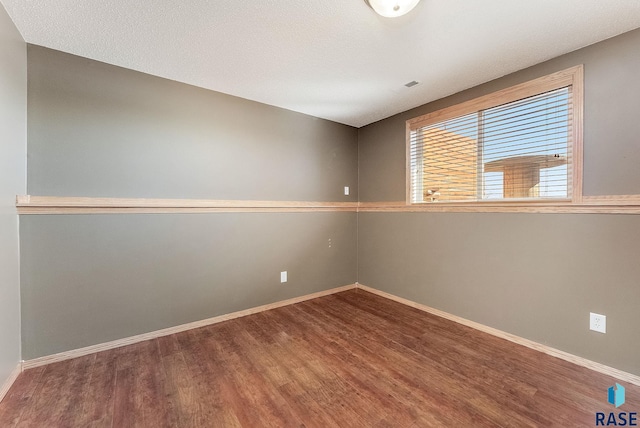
[366,0,421,18]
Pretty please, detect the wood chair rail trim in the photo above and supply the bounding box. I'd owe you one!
[16,195,640,214]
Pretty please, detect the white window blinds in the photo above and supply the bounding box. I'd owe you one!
[409,87,573,203]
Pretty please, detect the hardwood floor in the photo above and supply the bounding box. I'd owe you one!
[1,289,638,427]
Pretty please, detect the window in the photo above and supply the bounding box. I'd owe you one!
[407,66,583,204]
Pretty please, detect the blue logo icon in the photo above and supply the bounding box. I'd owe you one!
[608,383,626,408]
[596,383,636,426]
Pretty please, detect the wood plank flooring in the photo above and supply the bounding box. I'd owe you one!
[1,289,638,427]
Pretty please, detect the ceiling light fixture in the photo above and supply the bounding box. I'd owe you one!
[366,0,421,18]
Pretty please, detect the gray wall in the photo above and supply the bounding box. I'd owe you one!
[22,47,358,359]
[21,213,356,359]
[358,28,640,375]
[359,28,640,202]
[27,45,358,201]
[0,4,26,385]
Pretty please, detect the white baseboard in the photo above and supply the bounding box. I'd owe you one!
[22,283,357,370]
[356,283,640,387]
[0,363,22,404]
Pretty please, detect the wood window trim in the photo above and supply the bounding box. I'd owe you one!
[357,199,640,214]
[14,195,359,214]
[16,195,640,215]
[406,65,584,208]
[13,65,640,216]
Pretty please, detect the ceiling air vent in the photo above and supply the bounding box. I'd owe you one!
[405,80,420,88]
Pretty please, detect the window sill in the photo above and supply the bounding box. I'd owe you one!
[358,196,640,214]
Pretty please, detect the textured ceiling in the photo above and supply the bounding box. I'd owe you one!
[3,0,640,127]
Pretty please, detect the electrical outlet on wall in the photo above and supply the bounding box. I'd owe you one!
[280,271,288,283]
[590,312,606,333]
[344,186,350,196]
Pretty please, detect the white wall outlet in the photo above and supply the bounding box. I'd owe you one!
[590,312,606,333]
[280,271,288,283]
[344,186,350,196]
